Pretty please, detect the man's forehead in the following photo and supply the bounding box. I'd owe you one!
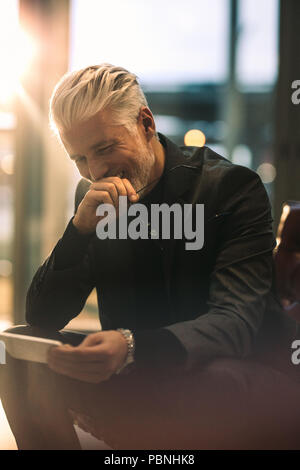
[63,108,114,134]
[61,115,120,150]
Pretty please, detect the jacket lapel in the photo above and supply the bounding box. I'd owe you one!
[157,134,205,310]
[159,133,204,205]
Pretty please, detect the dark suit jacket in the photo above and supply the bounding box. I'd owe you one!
[26,133,296,372]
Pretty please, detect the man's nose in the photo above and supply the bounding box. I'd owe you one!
[88,159,109,182]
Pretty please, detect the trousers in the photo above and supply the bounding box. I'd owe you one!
[1,326,300,450]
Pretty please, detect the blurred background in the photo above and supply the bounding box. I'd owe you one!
[0,3,299,447]
[0,0,300,448]
[1,0,300,330]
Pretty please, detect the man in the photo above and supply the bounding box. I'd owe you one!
[1,64,300,450]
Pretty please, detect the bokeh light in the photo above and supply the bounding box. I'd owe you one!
[0,0,38,105]
[256,162,276,184]
[0,154,14,175]
[276,204,291,249]
[184,129,206,147]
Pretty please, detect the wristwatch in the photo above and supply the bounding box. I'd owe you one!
[116,328,135,374]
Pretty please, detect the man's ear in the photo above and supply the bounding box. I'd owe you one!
[138,107,156,141]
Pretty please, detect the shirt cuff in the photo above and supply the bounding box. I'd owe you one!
[132,328,187,370]
[53,217,95,270]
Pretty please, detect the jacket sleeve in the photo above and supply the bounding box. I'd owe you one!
[134,165,278,371]
[166,165,277,370]
[25,218,96,330]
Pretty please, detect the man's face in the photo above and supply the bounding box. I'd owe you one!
[61,109,156,195]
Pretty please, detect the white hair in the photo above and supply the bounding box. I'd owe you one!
[49,63,149,135]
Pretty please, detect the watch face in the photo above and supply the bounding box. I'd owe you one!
[115,329,135,374]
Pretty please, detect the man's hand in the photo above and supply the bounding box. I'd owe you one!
[47,330,128,383]
[73,177,139,235]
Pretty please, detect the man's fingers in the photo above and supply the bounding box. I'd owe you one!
[79,332,104,347]
[48,345,107,364]
[91,178,127,200]
[122,178,139,202]
[48,355,112,383]
[48,354,106,372]
[74,176,140,234]
[86,189,114,208]
[91,177,138,203]
[48,352,112,383]
[105,178,128,199]
[95,182,119,207]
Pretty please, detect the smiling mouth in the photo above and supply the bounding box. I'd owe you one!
[114,170,125,179]
[106,170,125,179]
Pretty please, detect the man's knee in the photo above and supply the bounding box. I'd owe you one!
[201,358,252,391]
[0,325,84,401]
[196,357,299,409]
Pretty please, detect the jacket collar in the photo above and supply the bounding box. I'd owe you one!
[158,133,204,205]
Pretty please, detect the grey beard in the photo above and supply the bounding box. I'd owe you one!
[128,147,155,198]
